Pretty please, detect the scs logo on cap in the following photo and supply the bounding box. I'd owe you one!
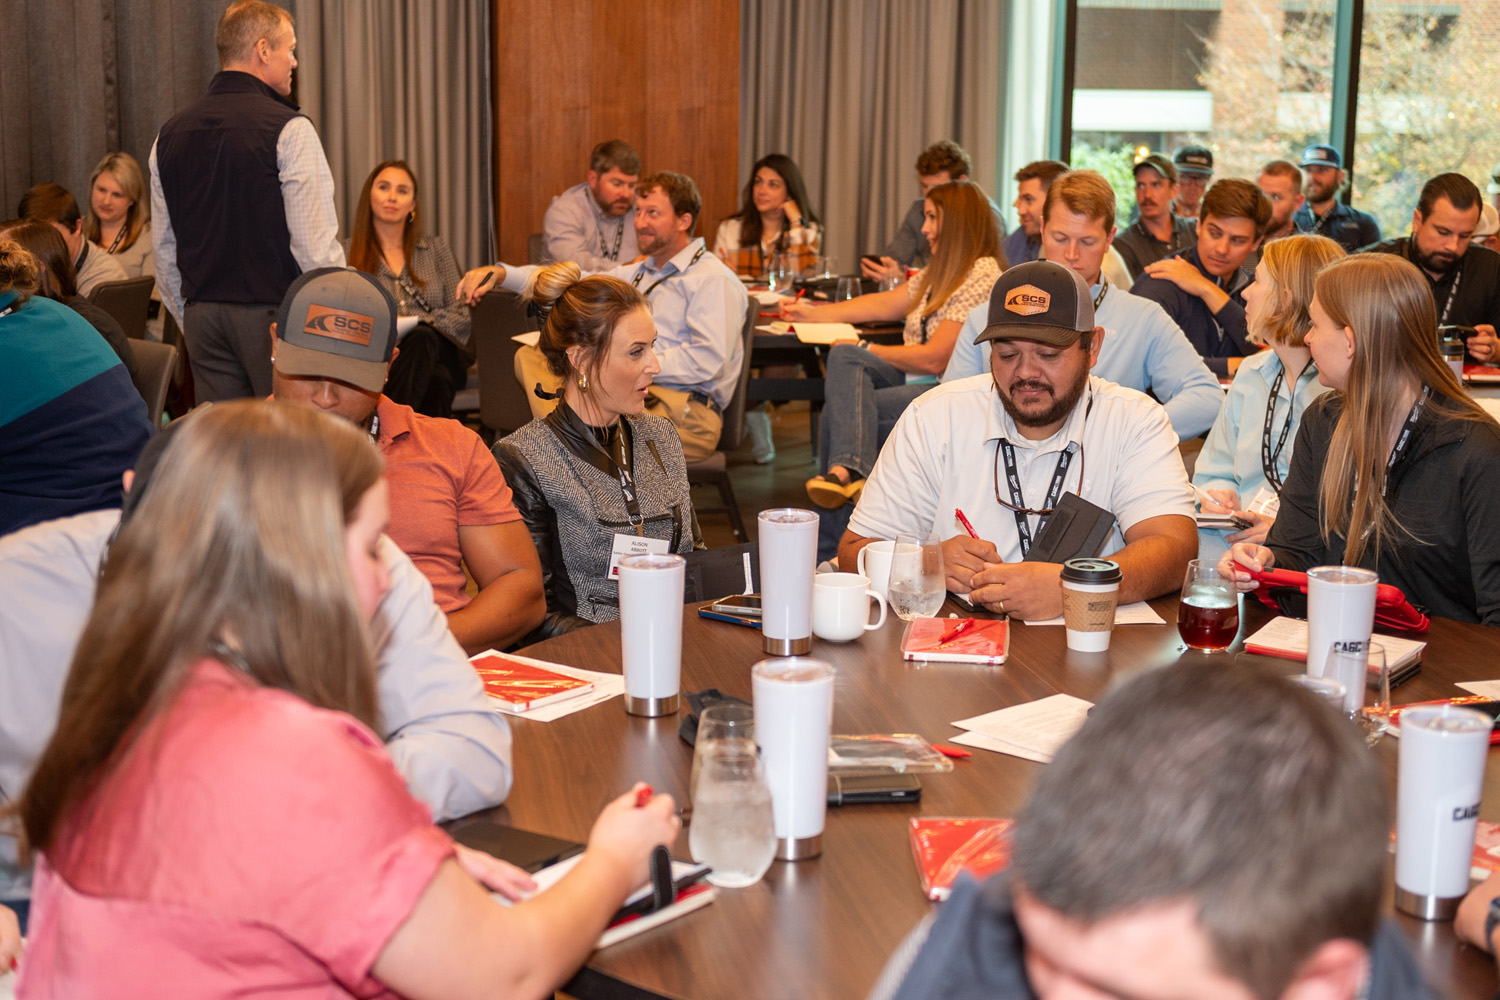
[1004,285,1051,317]
[304,304,375,346]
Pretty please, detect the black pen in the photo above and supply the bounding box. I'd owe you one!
[474,269,496,294]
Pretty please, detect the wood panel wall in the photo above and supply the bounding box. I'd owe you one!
[490,0,741,267]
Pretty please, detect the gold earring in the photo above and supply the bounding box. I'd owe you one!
[578,373,589,391]
[408,210,415,223]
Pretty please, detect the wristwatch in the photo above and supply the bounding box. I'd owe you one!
[1485,894,1500,952]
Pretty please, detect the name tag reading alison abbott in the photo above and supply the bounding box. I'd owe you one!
[607,533,671,579]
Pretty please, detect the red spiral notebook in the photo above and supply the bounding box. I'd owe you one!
[471,652,594,712]
[900,618,1009,665]
[908,817,1015,900]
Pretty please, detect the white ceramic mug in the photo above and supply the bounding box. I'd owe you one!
[812,572,887,642]
[855,540,895,601]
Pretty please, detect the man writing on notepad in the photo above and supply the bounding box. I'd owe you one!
[839,261,1195,621]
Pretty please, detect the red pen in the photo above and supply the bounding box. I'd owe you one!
[934,618,977,645]
[954,508,980,539]
[634,784,654,808]
[933,744,972,759]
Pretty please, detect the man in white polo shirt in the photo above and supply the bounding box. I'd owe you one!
[841,260,1196,621]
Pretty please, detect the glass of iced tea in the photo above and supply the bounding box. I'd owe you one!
[1176,559,1239,652]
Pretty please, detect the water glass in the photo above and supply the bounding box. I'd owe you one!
[689,742,777,888]
[690,703,755,803]
[835,277,861,302]
[887,532,945,620]
[1325,640,1390,745]
[1176,558,1239,652]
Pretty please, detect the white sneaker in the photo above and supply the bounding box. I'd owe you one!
[745,406,776,464]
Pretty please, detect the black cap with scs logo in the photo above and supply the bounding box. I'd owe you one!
[975,260,1096,348]
[273,267,398,393]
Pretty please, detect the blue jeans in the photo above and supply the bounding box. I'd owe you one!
[820,344,930,479]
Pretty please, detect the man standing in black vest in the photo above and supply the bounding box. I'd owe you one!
[149,0,344,401]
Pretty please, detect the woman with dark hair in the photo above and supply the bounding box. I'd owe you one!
[1222,253,1500,625]
[494,262,700,640]
[0,219,138,382]
[82,152,153,280]
[344,160,471,418]
[17,400,678,995]
[715,153,823,280]
[782,180,1005,508]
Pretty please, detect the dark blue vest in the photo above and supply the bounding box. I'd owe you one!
[155,71,305,306]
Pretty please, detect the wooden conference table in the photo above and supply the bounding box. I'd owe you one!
[478,596,1500,1000]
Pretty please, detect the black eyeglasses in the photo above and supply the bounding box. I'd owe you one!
[992,440,1085,516]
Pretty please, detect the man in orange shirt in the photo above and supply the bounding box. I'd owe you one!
[270,267,544,653]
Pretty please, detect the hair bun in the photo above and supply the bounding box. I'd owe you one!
[0,240,41,297]
[525,261,585,308]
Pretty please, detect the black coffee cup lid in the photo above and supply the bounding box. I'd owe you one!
[1060,558,1122,584]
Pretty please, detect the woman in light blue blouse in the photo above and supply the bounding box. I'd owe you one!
[1194,234,1344,561]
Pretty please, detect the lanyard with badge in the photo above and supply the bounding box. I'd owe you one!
[599,216,625,262]
[632,245,707,298]
[993,394,1094,557]
[1259,364,1307,494]
[588,421,673,577]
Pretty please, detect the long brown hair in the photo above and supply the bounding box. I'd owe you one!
[20,400,384,854]
[348,160,423,286]
[1313,254,1494,563]
[523,261,648,382]
[732,153,820,250]
[82,152,151,253]
[914,180,1004,320]
[0,220,78,299]
[1248,234,1344,348]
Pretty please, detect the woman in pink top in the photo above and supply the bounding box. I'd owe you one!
[16,400,678,999]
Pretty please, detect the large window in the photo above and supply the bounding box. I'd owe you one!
[1352,2,1496,237]
[1070,1,1336,222]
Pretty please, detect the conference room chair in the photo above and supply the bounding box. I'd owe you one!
[87,276,156,340]
[685,298,759,543]
[682,542,760,604]
[128,340,178,428]
[527,233,545,264]
[470,289,539,443]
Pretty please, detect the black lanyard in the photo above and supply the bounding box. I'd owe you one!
[599,216,625,261]
[395,269,433,314]
[1382,386,1430,497]
[1092,280,1109,311]
[632,245,706,298]
[105,226,126,254]
[1260,362,1311,493]
[583,420,645,531]
[367,413,381,443]
[993,393,1093,556]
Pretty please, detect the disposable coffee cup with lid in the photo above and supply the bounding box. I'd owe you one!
[1059,558,1122,652]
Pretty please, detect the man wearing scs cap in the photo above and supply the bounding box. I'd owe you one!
[1172,145,1214,220]
[839,260,1196,621]
[1292,144,1381,253]
[270,267,545,654]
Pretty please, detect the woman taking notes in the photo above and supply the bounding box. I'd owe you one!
[1194,234,1343,561]
[1221,254,1500,625]
[345,160,472,417]
[18,401,678,997]
[494,263,699,640]
[783,180,1003,508]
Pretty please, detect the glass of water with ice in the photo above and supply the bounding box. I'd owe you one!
[689,741,776,888]
[887,532,945,620]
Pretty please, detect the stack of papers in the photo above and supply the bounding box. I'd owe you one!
[949,694,1093,763]
[1242,617,1425,670]
[758,321,862,345]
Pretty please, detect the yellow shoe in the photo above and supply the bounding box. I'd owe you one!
[805,474,864,509]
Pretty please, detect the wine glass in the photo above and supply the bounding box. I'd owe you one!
[887,532,945,620]
[766,252,795,293]
[835,277,861,302]
[1176,558,1239,652]
[688,741,776,888]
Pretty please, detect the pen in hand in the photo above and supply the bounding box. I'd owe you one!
[954,508,980,539]
[634,784,655,808]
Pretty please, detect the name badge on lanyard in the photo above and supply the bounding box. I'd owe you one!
[607,533,671,579]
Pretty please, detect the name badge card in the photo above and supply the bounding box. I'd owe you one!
[1247,486,1280,519]
[607,533,670,579]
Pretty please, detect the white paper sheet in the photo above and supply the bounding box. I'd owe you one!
[950,693,1093,762]
[511,330,541,347]
[395,315,420,340]
[1458,680,1500,699]
[469,649,625,721]
[1021,601,1164,626]
[752,289,789,305]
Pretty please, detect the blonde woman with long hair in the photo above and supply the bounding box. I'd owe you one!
[782,179,1006,508]
[17,400,677,997]
[1221,254,1500,625]
[81,152,153,279]
[1194,234,1344,561]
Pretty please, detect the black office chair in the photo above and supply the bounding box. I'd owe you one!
[682,542,760,604]
[685,298,759,542]
[88,276,156,340]
[471,290,540,443]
